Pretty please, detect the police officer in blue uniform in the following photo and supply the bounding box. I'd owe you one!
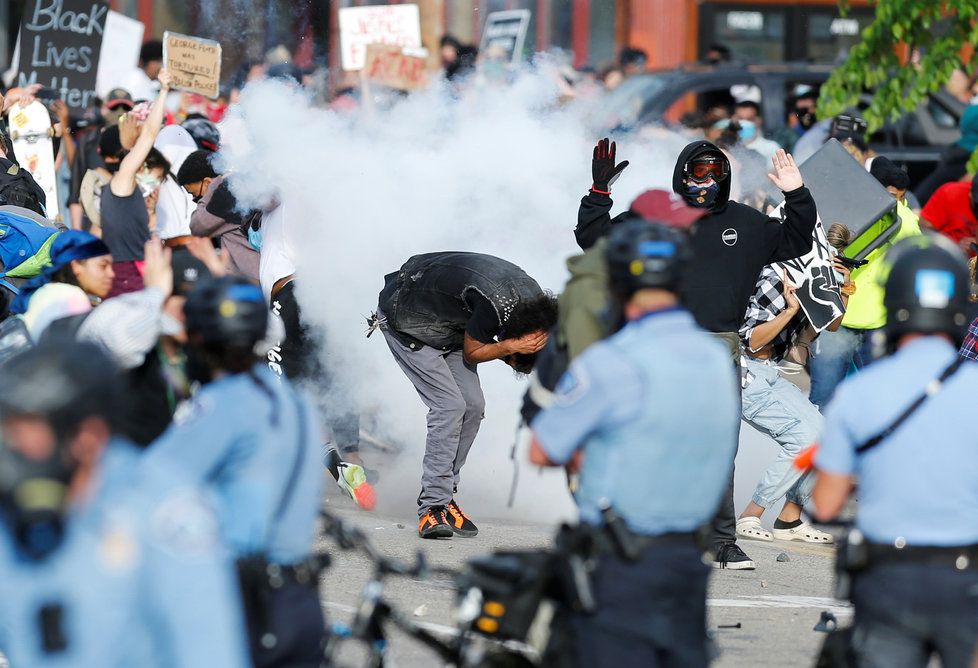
[813,237,978,668]
[0,341,249,667]
[144,276,327,667]
[529,220,740,667]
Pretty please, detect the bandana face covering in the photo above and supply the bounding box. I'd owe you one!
[684,179,720,208]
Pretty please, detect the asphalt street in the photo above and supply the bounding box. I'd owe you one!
[318,492,845,668]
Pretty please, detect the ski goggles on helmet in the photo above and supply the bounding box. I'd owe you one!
[685,156,729,183]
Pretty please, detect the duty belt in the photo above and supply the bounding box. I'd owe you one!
[866,543,978,571]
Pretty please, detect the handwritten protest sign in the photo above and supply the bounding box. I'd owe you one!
[163,31,222,99]
[480,10,531,65]
[338,4,421,71]
[16,0,108,109]
[363,44,427,91]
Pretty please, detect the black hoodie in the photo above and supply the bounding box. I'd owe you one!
[575,140,817,333]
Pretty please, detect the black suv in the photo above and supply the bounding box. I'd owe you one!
[594,64,965,188]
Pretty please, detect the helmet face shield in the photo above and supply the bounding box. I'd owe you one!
[685,156,729,184]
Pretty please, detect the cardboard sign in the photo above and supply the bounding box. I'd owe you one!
[16,0,109,109]
[163,31,222,99]
[768,203,846,332]
[338,4,421,71]
[95,10,144,97]
[480,10,531,65]
[363,44,427,91]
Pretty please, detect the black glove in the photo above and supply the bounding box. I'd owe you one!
[591,137,629,193]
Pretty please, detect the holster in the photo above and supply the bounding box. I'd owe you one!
[834,528,869,601]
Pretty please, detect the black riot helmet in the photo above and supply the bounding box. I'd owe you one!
[0,341,120,560]
[606,219,691,298]
[184,276,269,349]
[883,236,973,347]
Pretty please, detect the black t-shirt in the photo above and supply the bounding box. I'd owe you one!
[464,291,501,344]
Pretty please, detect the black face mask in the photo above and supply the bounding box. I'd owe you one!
[0,442,74,561]
[795,108,816,130]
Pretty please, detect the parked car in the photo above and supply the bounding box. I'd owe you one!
[593,63,966,189]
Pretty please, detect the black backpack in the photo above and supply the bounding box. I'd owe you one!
[0,159,47,217]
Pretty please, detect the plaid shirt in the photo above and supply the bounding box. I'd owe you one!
[960,317,978,361]
[739,264,810,362]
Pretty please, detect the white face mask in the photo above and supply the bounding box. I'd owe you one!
[136,171,162,197]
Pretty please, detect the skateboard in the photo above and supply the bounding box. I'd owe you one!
[8,101,60,221]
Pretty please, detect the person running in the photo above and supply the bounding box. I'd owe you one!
[374,251,558,538]
[734,257,852,544]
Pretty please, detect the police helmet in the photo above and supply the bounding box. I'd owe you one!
[0,341,119,435]
[606,219,690,297]
[184,276,269,349]
[883,236,973,346]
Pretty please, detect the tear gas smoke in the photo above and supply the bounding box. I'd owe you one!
[219,73,791,524]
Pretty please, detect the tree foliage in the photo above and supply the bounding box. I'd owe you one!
[819,1,978,134]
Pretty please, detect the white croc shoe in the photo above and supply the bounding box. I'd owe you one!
[736,516,773,542]
[772,522,834,544]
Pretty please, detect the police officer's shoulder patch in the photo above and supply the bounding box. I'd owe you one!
[554,364,590,407]
[148,490,222,560]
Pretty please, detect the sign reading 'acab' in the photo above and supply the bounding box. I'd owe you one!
[17,0,108,109]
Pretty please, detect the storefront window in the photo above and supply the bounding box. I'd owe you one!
[805,10,874,64]
[711,9,785,63]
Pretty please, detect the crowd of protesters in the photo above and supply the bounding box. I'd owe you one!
[0,31,977,668]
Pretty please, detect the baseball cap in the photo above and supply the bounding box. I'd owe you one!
[628,189,709,229]
[104,88,134,110]
[170,247,212,297]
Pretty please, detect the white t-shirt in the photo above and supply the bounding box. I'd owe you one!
[258,201,297,302]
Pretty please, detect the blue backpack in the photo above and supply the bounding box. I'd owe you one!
[0,209,59,281]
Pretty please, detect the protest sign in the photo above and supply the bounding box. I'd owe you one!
[16,0,109,109]
[163,31,222,99]
[480,10,531,65]
[338,4,422,71]
[769,203,846,332]
[363,44,427,91]
[95,10,143,98]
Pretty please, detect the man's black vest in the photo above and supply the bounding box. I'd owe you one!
[378,252,543,351]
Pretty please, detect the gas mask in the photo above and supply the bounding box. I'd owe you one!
[136,170,162,198]
[0,439,75,561]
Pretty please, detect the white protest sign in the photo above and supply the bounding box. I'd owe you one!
[480,10,531,65]
[338,4,421,71]
[96,10,144,98]
[770,202,846,332]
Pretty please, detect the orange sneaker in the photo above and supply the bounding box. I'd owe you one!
[447,500,479,537]
[418,506,453,539]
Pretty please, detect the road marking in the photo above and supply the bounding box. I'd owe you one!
[708,595,852,615]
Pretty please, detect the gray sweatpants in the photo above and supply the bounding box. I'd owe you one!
[381,328,485,516]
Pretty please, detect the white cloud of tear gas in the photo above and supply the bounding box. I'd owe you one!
[218,72,782,525]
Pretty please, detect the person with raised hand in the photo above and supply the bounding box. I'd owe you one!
[101,69,173,297]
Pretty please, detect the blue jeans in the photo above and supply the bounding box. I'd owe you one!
[741,358,821,509]
[852,563,978,668]
[808,326,884,410]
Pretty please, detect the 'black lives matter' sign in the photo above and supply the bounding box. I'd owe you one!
[17,0,108,109]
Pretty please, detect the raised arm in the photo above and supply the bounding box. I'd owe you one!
[765,150,818,263]
[111,69,172,197]
[575,138,629,250]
